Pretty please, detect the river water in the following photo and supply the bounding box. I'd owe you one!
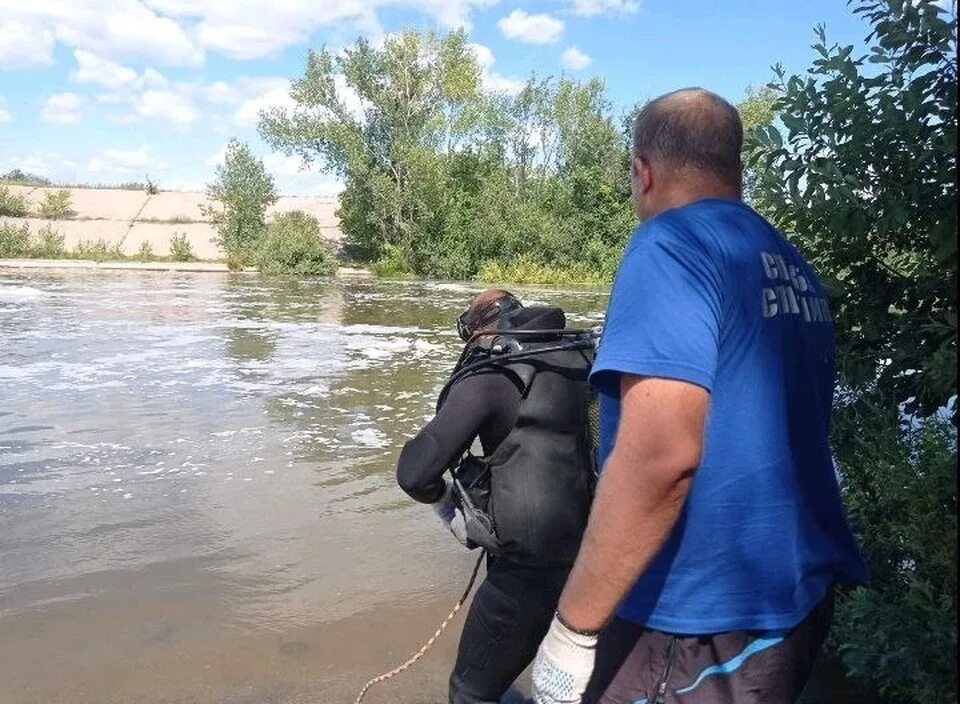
[0,271,608,704]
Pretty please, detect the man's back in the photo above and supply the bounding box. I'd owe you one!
[593,198,867,633]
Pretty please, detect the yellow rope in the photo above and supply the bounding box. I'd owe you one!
[353,551,485,704]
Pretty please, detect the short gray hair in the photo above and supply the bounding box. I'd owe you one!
[631,88,743,185]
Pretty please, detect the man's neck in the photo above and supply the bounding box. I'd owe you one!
[652,174,742,216]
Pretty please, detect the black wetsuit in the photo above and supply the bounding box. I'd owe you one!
[396,307,593,704]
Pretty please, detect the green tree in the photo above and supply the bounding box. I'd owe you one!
[751,2,957,701]
[752,0,956,417]
[204,139,278,268]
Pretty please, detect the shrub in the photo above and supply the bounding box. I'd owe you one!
[225,250,247,271]
[137,240,154,261]
[145,175,159,195]
[371,243,413,279]
[30,225,65,258]
[825,396,957,703]
[169,233,195,262]
[39,189,73,219]
[477,256,608,286]
[74,238,123,263]
[256,211,337,276]
[0,221,31,256]
[0,185,28,217]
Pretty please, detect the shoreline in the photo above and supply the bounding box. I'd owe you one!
[0,258,373,277]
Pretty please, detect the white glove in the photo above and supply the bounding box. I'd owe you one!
[431,481,469,546]
[532,614,598,704]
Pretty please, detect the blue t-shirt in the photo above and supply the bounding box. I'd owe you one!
[591,198,867,634]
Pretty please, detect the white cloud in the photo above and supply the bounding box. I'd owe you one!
[570,0,640,16]
[0,18,55,66]
[561,46,592,70]
[134,88,199,125]
[87,146,164,177]
[0,151,80,182]
[0,1,202,67]
[0,97,12,123]
[42,93,85,125]
[468,43,525,96]
[498,9,564,44]
[71,49,138,89]
[233,81,295,127]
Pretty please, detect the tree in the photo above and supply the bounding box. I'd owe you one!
[204,139,278,268]
[751,0,957,417]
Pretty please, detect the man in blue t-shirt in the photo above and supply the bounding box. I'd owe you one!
[531,88,867,704]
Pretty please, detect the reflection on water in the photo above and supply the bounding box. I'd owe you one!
[0,271,608,703]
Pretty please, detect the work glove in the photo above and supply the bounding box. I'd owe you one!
[431,481,469,546]
[532,614,598,704]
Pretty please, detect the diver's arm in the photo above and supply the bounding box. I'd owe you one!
[557,374,708,632]
[396,374,514,503]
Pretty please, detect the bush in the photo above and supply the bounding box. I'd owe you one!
[225,250,247,271]
[74,238,122,263]
[371,243,413,279]
[0,185,28,217]
[169,233,195,262]
[825,396,957,703]
[0,221,31,256]
[39,189,73,219]
[477,256,608,286]
[145,175,159,195]
[137,240,154,262]
[30,225,65,258]
[255,211,337,276]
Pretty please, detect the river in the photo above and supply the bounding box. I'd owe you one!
[0,271,608,704]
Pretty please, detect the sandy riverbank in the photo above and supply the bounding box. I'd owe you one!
[1,184,342,261]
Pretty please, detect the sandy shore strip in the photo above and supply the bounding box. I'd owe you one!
[0,258,372,276]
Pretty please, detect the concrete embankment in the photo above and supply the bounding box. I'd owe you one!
[0,258,372,277]
[1,184,343,261]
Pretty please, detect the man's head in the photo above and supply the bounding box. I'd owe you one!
[630,87,743,220]
[457,289,522,342]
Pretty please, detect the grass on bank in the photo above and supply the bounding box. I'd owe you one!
[0,221,197,264]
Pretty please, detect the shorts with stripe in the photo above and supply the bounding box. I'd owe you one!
[582,590,834,704]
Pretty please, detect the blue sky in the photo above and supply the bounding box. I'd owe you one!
[0,1,903,195]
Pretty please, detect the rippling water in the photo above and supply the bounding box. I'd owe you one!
[0,271,607,704]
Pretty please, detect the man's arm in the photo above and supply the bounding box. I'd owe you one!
[396,373,517,503]
[557,373,709,633]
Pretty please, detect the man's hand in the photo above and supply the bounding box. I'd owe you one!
[531,614,598,704]
[431,481,469,546]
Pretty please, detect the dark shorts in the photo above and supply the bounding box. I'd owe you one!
[583,590,834,704]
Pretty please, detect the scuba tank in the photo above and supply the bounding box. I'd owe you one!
[437,307,601,564]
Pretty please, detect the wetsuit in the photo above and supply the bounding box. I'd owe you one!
[396,306,593,704]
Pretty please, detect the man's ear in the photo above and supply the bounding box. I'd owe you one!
[634,156,653,193]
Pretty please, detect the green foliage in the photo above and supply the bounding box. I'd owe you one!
[259,29,633,281]
[0,221,31,256]
[255,210,337,276]
[225,250,247,271]
[828,396,957,704]
[168,233,195,262]
[0,185,28,217]
[751,0,957,417]
[203,139,278,265]
[137,240,154,262]
[478,256,609,286]
[39,189,73,219]
[30,225,65,258]
[371,243,413,279]
[74,238,123,263]
[145,175,159,195]
[737,85,779,206]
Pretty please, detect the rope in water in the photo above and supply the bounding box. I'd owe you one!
[353,551,485,704]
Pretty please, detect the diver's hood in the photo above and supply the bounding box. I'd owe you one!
[499,306,566,337]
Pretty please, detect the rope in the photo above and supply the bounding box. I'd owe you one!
[353,551,485,704]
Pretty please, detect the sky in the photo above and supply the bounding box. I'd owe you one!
[0,0,919,195]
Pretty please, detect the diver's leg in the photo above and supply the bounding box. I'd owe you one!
[449,557,568,704]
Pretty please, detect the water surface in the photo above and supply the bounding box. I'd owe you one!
[0,271,608,704]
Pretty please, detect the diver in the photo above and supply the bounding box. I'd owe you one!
[396,288,597,704]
